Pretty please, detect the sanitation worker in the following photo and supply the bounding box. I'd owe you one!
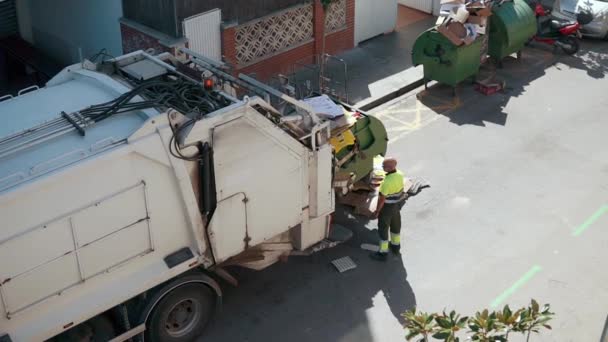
[370,157,406,262]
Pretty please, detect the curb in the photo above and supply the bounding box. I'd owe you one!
[355,77,425,112]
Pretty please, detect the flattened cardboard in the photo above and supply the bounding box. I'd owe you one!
[467,15,488,26]
[438,22,465,46]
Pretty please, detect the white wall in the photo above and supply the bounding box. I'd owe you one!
[26,0,123,65]
[355,0,398,44]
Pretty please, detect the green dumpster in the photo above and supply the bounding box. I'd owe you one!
[412,28,484,87]
[488,0,536,61]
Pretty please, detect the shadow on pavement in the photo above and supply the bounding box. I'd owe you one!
[202,205,416,342]
[552,39,608,79]
[416,40,607,127]
[416,45,553,127]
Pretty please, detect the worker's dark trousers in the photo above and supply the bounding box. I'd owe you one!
[378,202,404,242]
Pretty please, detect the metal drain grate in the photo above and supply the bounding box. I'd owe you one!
[331,256,357,273]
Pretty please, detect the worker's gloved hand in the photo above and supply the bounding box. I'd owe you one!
[407,177,431,197]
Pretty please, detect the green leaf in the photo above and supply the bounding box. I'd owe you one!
[405,330,418,340]
[510,309,524,324]
[436,317,451,329]
[433,331,450,339]
[543,324,552,330]
[531,299,539,313]
[503,305,512,317]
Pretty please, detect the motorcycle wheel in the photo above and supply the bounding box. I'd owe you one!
[560,36,579,55]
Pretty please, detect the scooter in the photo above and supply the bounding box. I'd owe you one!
[531,3,593,55]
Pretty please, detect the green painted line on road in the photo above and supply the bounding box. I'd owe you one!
[491,265,542,309]
[572,205,608,237]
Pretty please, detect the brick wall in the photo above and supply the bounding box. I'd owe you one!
[240,42,315,80]
[121,0,356,82]
[325,0,355,56]
[229,0,355,81]
[221,25,238,67]
[120,23,171,54]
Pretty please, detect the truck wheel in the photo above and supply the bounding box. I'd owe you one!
[145,283,215,342]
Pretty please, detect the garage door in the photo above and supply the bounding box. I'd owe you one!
[355,0,398,44]
[183,9,222,62]
[0,0,18,38]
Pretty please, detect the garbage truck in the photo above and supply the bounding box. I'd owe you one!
[0,50,387,341]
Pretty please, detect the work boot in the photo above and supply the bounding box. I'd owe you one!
[390,244,401,256]
[369,251,388,262]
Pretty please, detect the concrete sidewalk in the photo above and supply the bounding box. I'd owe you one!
[289,13,435,108]
[344,17,434,108]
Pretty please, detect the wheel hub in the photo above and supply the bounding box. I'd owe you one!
[164,298,201,337]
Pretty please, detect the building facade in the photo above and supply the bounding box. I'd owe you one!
[121,0,357,81]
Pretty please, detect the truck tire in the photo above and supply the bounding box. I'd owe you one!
[145,283,215,342]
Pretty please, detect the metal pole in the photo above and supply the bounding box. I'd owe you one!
[238,74,320,124]
[179,47,227,69]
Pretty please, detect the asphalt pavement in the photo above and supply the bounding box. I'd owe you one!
[202,40,608,342]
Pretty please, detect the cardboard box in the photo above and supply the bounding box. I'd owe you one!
[475,3,493,17]
[467,15,488,26]
[476,8,492,16]
[438,20,468,46]
[450,7,470,23]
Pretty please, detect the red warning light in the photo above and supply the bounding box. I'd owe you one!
[204,78,214,90]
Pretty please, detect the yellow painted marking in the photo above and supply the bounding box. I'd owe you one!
[379,112,416,128]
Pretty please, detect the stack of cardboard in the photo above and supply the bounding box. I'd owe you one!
[436,0,493,46]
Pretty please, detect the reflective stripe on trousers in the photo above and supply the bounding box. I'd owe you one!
[379,240,389,253]
[390,233,400,246]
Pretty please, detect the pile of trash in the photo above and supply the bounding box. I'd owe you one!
[436,0,494,46]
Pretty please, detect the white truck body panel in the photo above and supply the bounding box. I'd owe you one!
[0,53,334,340]
[0,128,203,340]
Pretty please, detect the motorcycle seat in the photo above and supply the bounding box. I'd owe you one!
[551,19,576,30]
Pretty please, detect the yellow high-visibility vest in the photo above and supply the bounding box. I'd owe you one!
[380,170,405,203]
